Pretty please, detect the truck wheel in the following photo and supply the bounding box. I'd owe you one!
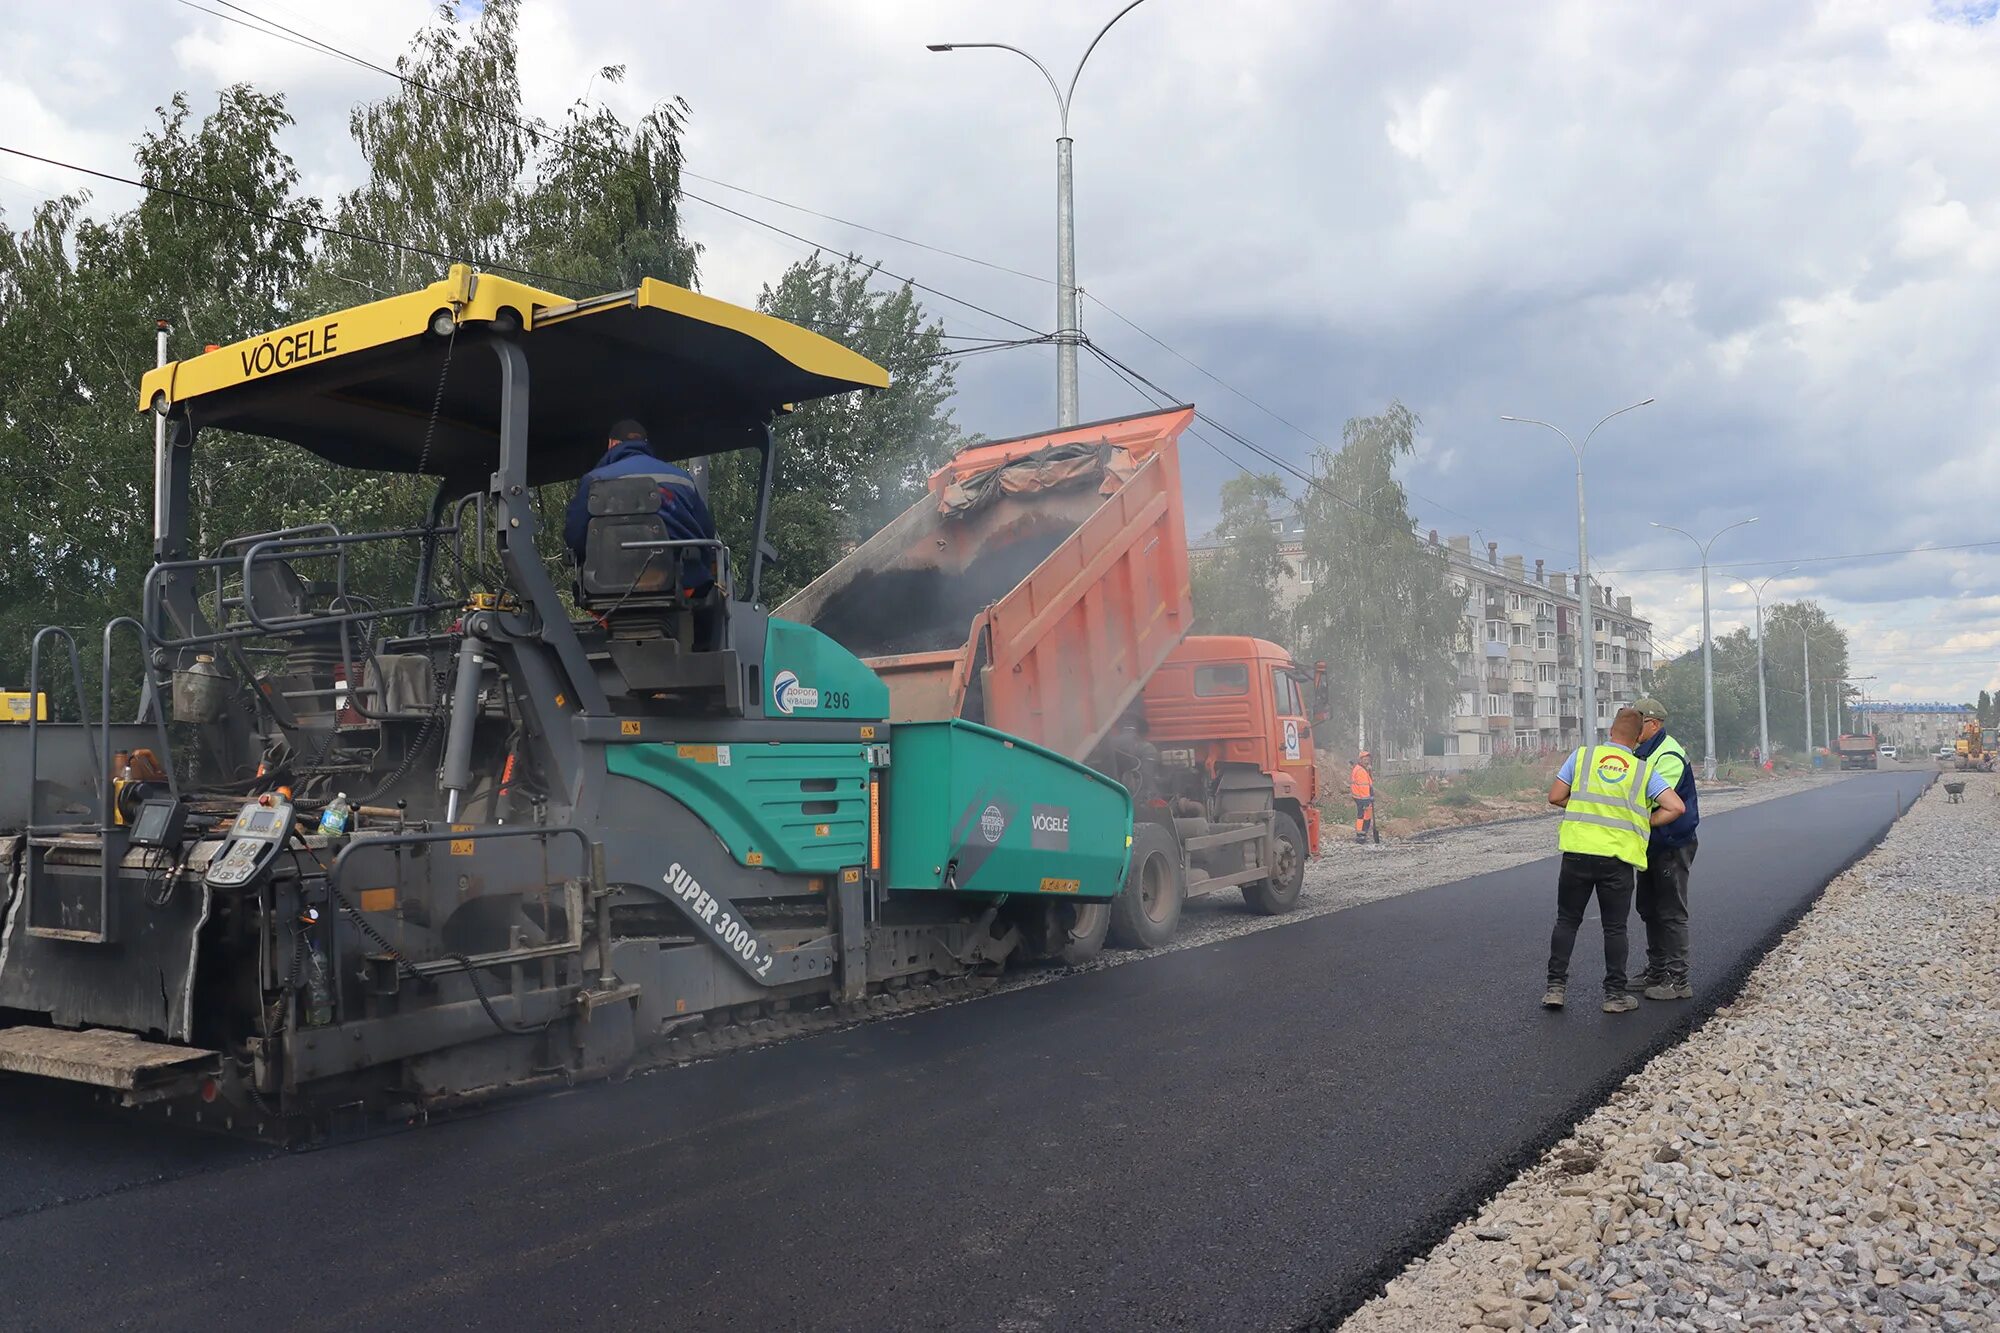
[1109,823,1184,950]
[1241,810,1306,915]
[1052,901,1111,966]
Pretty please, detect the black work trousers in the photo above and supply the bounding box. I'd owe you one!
[1636,839,1698,985]
[1547,851,1635,997]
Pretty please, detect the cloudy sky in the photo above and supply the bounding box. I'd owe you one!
[3,0,1996,701]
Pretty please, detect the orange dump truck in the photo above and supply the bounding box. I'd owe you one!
[779,406,1323,951]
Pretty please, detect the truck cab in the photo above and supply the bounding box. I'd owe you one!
[1140,635,1323,856]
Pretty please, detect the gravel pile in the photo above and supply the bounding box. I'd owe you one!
[1338,771,1999,1333]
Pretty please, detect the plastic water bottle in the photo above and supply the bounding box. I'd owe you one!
[317,792,352,836]
[303,935,334,1027]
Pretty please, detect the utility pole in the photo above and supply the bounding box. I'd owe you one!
[1499,397,1655,748]
[1653,517,1759,779]
[930,1,1154,427]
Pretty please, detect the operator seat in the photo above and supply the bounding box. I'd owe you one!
[578,472,728,653]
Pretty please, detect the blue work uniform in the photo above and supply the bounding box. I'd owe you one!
[563,439,717,591]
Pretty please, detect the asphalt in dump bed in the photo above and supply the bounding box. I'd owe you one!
[808,523,1071,658]
[0,772,1926,1332]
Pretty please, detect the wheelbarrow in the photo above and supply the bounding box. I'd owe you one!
[1944,781,1965,804]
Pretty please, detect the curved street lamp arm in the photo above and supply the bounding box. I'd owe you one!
[930,42,1067,122]
[1498,414,1580,457]
[1653,515,1757,558]
[1067,0,1155,116]
[1710,516,1759,554]
[1579,396,1656,453]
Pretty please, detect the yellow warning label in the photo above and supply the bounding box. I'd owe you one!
[449,839,475,856]
[554,693,566,708]
[620,720,642,735]
[859,725,876,740]
[841,867,861,883]
[358,887,397,913]
[1039,877,1080,894]
[676,744,718,763]
[746,851,764,867]
[450,824,474,833]
[814,823,830,838]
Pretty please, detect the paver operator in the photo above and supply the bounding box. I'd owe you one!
[564,417,718,592]
[1630,696,1699,1000]
[1350,750,1379,844]
[1542,707,1686,1014]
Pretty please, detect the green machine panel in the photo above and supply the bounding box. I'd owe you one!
[607,741,869,875]
[883,719,1131,900]
[762,618,890,721]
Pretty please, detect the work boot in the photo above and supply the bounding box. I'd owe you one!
[1541,985,1565,1010]
[1602,993,1639,1014]
[1628,969,1662,994]
[1644,980,1693,1001]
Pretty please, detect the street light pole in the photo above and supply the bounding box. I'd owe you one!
[929,0,1153,428]
[1802,626,1813,762]
[1731,567,1796,766]
[1500,398,1655,749]
[1652,517,1759,781]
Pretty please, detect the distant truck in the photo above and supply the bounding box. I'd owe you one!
[781,406,1322,952]
[1834,734,1879,770]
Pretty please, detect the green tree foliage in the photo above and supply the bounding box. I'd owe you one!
[709,252,964,603]
[0,86,321,704]
[520,74,700,290]
[1190,472,1293,645]
[1645,628,1763,763]
[1978,689,1994,728]
[312,0,532,301]
[1293,402,1462,752]
[306,0,698,305]
[0,3,954,687]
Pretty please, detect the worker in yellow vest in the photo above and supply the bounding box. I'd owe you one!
[1349,751,1379,844]
[1541,707,1686,1013]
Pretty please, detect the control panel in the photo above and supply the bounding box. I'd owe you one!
[204,798,294,890]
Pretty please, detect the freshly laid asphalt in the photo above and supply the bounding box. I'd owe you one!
[0,770,1928,1332]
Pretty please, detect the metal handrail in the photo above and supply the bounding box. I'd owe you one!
[100,616,178,807]
[141,524,462,651]
[321,824,603,980]
[26,625,101,831]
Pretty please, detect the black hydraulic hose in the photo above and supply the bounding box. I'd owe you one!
[446,952,554,1037]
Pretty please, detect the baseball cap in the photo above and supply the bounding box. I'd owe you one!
[1632,697,1668,722]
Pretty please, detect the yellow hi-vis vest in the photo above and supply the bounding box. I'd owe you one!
[1557,744,1656,870]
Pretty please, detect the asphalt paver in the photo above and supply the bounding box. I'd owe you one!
[0,771,1928,1331]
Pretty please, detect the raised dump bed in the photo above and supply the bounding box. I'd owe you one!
[778,406,1196,764]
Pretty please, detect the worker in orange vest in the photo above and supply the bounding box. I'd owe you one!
[1350,751,1379,844]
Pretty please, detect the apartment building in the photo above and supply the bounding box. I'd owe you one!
[1186,528,1655,765]
[1431,533,1653,763]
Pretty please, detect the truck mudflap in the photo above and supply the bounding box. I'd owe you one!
[0,840,210,1040]
[0,1027,218,1102]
